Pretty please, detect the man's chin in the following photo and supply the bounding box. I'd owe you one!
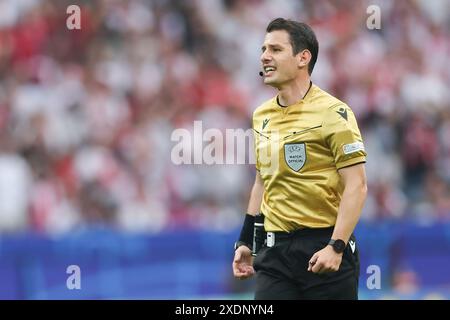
[264,77,278,86]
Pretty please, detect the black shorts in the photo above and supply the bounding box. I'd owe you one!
[253,227,360,300]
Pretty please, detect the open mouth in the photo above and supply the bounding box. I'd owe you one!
[263,66,276,76]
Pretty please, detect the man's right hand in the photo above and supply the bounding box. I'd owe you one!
[232,245,255,279]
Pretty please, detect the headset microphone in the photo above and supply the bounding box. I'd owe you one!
[259,71,264,77]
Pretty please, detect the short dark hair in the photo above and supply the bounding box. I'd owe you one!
[266,18,319,75]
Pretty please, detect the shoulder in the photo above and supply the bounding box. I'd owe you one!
[310,85,358,124]
[311,84,349,113]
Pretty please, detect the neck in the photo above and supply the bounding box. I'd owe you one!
[277,75,311,107]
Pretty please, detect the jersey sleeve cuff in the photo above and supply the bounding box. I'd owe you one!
[336,156,366,170]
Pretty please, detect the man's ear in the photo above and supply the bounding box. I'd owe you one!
[297,49,311,69]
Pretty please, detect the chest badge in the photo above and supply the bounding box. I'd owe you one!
[284,143,306,171]
[262,119,270,130]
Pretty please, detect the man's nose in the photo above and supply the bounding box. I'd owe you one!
[260,51,272,63]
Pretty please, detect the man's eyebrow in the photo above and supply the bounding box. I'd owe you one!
[261,44,283,51]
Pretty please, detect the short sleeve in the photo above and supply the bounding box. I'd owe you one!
[322,103,367,169]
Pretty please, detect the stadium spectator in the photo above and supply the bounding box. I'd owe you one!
[0,0,448,235]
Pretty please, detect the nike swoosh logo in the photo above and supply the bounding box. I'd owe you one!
[336,108,348,121]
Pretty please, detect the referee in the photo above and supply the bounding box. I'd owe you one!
[232,18,367,300]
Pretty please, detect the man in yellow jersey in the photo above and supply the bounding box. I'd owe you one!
[232,18,368,300]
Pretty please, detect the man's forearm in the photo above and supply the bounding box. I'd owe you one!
[236,172,265,249]
[247,172,264,215]
[331,182,367,244]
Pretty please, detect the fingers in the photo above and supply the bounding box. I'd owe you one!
[311,261,324,273]
[307,253,318,272]
[308,253,326,273]
[309,260,339,274]
[232,260,246,274]
[232,249,255,279]
[238,268,255,279]
[233,263,255,279]
[234,249,242,263]
[308,250,341,273]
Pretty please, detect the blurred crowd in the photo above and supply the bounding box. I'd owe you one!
[0,0,449,234]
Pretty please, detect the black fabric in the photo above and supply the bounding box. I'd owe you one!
[238,214,255,249]
[252,214,266,255]
[253,227,359,300]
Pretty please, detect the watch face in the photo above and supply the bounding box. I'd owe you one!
[333,239,346,253]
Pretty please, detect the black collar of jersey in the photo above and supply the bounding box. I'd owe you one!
[276,81,313,108]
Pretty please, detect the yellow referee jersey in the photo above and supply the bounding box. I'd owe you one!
[253,83,367,232]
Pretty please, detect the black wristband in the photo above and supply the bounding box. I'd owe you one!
[238,214,255,249]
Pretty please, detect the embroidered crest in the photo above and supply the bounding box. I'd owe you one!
[284,143,306,171]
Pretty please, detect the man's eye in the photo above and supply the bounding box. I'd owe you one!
[273,48,281,52]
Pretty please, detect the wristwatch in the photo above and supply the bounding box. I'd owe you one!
[234,241,252,251]
[328,239,346,254]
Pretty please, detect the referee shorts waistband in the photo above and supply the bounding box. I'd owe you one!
[265,226,334,246]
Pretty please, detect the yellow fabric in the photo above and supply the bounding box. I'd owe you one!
[253,84,367,232]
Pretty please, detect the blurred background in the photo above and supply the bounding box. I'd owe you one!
[0,0,449,299]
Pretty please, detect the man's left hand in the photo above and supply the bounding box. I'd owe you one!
[308,245,343,274]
